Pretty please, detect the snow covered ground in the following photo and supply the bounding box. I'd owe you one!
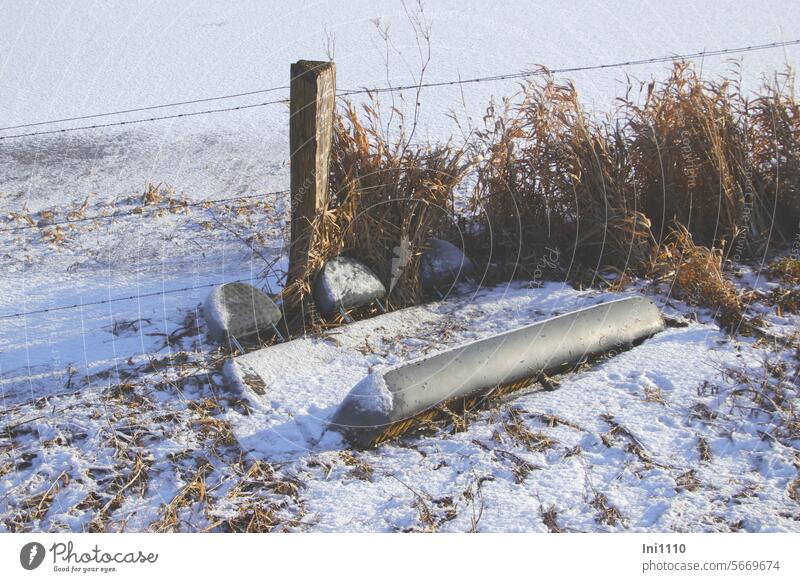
[1,1,799,532]
[1,261,798,532]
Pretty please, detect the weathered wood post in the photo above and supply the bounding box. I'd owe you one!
[288,60,336,285]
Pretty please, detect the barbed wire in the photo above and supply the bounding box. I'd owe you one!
[0,86,291,133]
[0,97,289,141]
[0,188,289,234]
[340,38,800,96]
[1,39,797,142]
[0,280,251,321]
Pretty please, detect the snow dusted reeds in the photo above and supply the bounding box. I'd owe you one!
[468,62,800,331]
[471,71,653,281]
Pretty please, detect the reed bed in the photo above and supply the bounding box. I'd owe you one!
[624,63,766,250]
[751,70,800,241]
[467,62,798,329]
[280,62,799,334]
[471,73,654,280]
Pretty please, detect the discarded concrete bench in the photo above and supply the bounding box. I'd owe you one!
[330,296,664,447]
[420,238,476,295]
[203,282,282,349]
[313,256,387,321]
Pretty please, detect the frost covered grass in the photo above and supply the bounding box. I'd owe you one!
[1,217,798,532]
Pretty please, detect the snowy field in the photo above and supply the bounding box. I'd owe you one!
[1,1,800,532]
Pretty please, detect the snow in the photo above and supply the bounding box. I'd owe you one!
[282,313,799,532]
[227,282,596,456]
[2,269,799,531]
[344,372,393,416]
[345,372,393,414]
[1,1,799,533]
[216,281,798,531]
[203,285,230,342]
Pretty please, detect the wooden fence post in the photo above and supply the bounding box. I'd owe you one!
[288,59,336,285]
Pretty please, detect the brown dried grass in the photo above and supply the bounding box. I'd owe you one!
[751,70,800,238]
[647,225,745,331]
[4,471,71,531]
[280,100,470,333]
[149,463,211,532]
[472,73,654,280]
[470,62,799,290]
[502,408,556,453]
[591,492,624,527]
[625,62,767,250]
[278,62,799,335]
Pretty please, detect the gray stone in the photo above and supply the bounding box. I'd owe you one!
[314,256,386,316]
[203,282,281,344]
[420,238,476,293]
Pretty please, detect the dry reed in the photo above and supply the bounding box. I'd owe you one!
[625,63,767,250]
[278,62,799,335]
[280,99,469,333]
[751,70,800,241]
[471,73,654,280]
[646,225,745,331]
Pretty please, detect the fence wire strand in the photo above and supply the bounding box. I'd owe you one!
[1,38,797,141]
